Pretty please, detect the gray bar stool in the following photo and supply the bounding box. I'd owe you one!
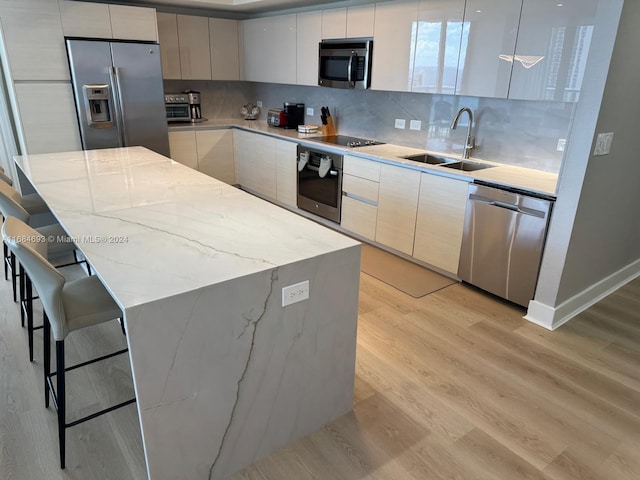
[0,181,87,361]
[2,216,136,469]
[1,180,51,300]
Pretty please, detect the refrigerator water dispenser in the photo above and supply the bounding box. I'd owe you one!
[82,85,113,128]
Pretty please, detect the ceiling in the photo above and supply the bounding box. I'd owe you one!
[117,0,370,15]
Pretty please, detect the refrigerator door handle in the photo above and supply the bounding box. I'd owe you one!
[109,66,126,147]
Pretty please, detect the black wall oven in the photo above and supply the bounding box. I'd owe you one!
[297,145,343,224]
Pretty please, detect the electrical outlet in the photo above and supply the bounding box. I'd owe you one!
[282,280,309,307]
[395,119,406,129]
[256,100,263,108]
[306,107,314,116]
[594,132,614,156]
[557,138,566,152]
[409,120,422,131]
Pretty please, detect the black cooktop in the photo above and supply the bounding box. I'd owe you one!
[315,135,385,148]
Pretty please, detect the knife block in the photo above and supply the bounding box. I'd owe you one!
[321,118,336,136]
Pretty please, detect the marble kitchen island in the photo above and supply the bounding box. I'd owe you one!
[14,146,361,480]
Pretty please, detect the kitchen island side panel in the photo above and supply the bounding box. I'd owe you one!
[124,245,361,480]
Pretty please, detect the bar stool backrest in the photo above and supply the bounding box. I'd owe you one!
[0,181,30,223]
[2,216,68,340]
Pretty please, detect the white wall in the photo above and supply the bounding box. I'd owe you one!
[527,0,640,329]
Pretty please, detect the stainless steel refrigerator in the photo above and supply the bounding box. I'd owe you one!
[66,39,170,157]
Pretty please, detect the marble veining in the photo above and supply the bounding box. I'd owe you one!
[15,147,361,480]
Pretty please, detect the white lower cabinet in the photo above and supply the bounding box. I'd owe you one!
[168,130,198,170]
[413,173,469,274]
[341,155,381,241]
[234,129,277,199]
[375,163,421,255]
[14,83,81,154]
[275,140,297,208]
[196,130,235,184]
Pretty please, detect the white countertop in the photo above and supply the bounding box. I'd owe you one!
[169,119,558,197]
[14,146,359,309]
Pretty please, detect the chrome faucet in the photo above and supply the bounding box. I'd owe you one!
[450,107,474,159]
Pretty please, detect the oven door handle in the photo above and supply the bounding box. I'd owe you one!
[304,165,339,176]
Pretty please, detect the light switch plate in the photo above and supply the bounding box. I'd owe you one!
[594,132,614,156]
[409,120,422,131]
[306,107,314,116]
[395,119,406,129]
[256,100,263,108]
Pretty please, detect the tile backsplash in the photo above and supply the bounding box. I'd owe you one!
[165,80,575,174]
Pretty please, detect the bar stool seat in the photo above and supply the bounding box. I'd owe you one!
[2,216,134,470]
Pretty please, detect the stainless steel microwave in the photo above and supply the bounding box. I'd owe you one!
[318,38,373,90]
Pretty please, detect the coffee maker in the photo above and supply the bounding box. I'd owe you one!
[184,90,204,122]
[283,102,305,129]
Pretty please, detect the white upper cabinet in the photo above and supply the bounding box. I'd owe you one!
[177,15,212,80]
[157,12,181,79]
[371,0,418,92]
[411,0,465,94]
[321,7,347,39]
[60,2,157,41]
[508,0,598,102]
[296,11,321,86]
[0,0,69,81]
[209,18,240,80]
[109,5,158,41]
[346,4,375,38]
[59,1,112,38]
[243,14,297,84]
[455,0,521,98]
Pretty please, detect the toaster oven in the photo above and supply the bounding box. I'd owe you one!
[165,93,190,122]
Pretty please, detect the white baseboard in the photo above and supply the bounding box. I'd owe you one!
[524,258,640,330]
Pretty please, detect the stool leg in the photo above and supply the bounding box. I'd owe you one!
[56,340,66,469]
[26,275,34,362]
[19,264,25,328]
[11,252,17,302]
[3,241,8,281]
[44,313,51,408]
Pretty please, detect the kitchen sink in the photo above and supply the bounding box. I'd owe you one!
[440,161,494,171]
[401,153,458,165]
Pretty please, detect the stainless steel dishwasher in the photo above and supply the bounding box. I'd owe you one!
[458,182,554,307]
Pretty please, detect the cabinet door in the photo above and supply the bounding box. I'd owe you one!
[169,130,198,170]
[509,0,598,102]
[342,196,378,240]
[455,0,521,98]
[157,12,181,80]
[209,18,240,81]
[59,0,112,38]
[341,172,379,241]
[14,83,81,154]
[109,5,158,42]
[346,4,375,38]
[375,164,421,255]
[321,7,347,39]
[243,15,297,84]
[371,0,418,92]
[0,0,69,81]
[196,130,235,184]
[296,11,322,86]
[411,0,465,94]
[177,15,212,80]
[234,130,277,199]
[413,174,469,274]
[275,140,297,208]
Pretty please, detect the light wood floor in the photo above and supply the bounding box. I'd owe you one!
[1,262,639,479]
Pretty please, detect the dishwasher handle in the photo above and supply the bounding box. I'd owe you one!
[469,193,546,218]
